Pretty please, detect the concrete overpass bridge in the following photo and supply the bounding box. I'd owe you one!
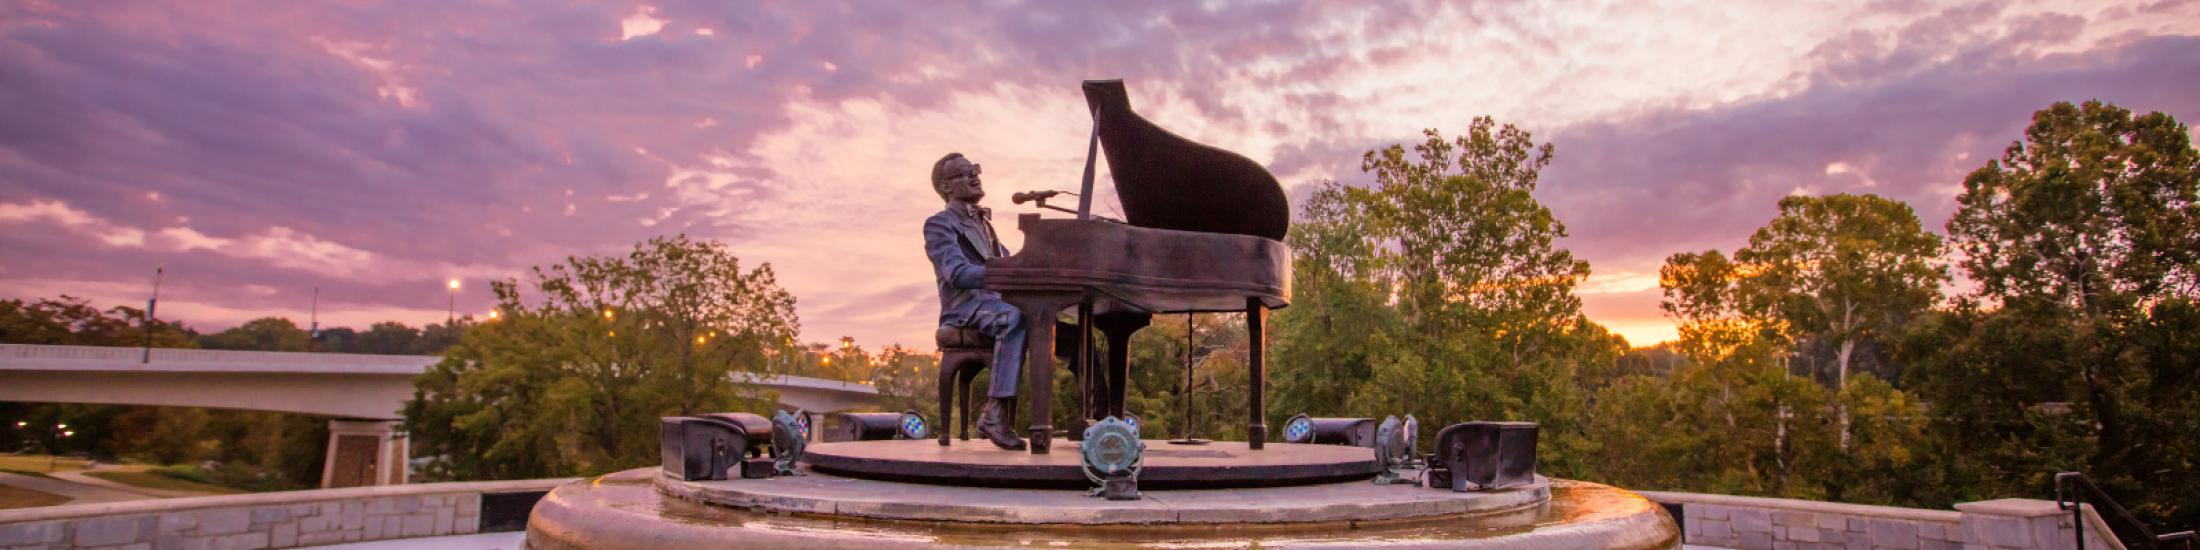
[0,344,878,487]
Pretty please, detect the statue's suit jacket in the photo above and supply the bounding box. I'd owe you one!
[924,205,1010,328]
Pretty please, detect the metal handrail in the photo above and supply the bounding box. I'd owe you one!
[2056,472,2196,549]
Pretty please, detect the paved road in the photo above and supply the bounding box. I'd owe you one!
[0,470,156,504]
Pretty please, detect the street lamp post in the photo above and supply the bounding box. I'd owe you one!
[48,423,72,472]
[143,266,164,364]
[446,278,460,325]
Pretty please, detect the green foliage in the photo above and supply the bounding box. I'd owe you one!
[0,295,197,348]
[1659,194,1945,386]
[1949,100,2199,315]
[406,235,799,480]
[151,464,216,484]
[1911,100,2200,529]
[199,317,312,352]
[1266,118,1620,476]
[1118,313,1250,441]
[1620,192,1947,502]
[1653,193,1945,489]
[870,344,941,416]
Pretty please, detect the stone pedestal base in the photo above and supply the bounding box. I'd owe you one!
[527,468,1681,549]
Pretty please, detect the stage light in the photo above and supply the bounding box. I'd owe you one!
[1280,414,1376,447]
[1120,412,1141,434]
[829,411,927,441]
[1283,414,1313,443]
[795,410,813,442]
[1429,421,1539,492]
[1372,415,1417,486]
[770,410,808,476]
[898,410,929,440]
[1080,416,1143,500]
[660,412,773,481]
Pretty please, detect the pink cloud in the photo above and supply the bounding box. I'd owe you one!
[1,0,2195,349]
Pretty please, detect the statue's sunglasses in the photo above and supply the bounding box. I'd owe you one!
[953,163,983,180]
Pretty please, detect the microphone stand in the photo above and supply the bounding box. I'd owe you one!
[1016,191,1123,223]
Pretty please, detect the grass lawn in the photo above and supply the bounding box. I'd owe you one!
[0,485,71,509]
[0,455,91,473]
[84,470,244,495]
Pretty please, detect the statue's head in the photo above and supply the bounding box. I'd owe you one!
[931,152,984,204]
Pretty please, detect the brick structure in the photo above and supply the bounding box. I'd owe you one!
[0,478,569,550]
[1639,491,2121,550]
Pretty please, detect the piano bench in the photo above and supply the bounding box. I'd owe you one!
[936,327,995,446]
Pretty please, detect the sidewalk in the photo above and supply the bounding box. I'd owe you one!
[0,471,154,505]
[46,465,218,499]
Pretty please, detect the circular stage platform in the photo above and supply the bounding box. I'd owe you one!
[803,439,1380,489]
[657,467,1548,525]
[527,468,1682,549]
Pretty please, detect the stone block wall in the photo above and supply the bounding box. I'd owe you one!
[1639,492,2121,550]
[0,478,569,550]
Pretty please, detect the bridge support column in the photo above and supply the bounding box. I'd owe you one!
[322,419,408,488]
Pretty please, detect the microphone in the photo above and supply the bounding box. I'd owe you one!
[1012,190,1063,204]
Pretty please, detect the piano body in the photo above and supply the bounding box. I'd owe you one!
[983,79,1292,454]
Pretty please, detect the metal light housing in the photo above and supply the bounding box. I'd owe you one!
[1080,416,1144,500]
[897,410,929,440]
[1372,415,1418,486]
[769,410,807,476]
[829,411,927,441]
[1280,413,1377,447]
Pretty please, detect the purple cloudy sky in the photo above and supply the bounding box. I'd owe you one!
[3,0,2196,348]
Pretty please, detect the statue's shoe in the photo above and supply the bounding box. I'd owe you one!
[977,399,1028,451]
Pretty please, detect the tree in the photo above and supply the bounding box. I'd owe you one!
[0,296,197,348]
[352,322,424,355]
[1352,119,1587,347]
[311,326,357,353]
[1584,321,1839,499]
[406,235,799,479]
[1948,100,2198,315]
[1661,194,1944,451]
[1269,118,1621,475]
[870,344,939,415]
[1917,100,2200,529]
[199,317,312,352]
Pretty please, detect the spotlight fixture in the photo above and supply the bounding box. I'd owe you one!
[795,410,814,442]
[1279,413,1377,447]
[830,411,929,441]
[898,410,930,440]
[1372,415,1418,486]
[659,412,775,481]
[1080,416,1144,500]
[1430,421,1539,492]
[769,410,808,476]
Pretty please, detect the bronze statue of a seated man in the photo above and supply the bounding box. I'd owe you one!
[923,153,1027,450]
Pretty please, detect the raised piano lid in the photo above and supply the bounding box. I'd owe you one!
[1083,80,1291,242]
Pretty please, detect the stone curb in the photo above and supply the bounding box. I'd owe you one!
[0,478,573,524]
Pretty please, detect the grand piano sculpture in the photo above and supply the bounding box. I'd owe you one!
[986,79,1292,455]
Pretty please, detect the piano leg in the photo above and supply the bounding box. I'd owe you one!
[1008,292,1080,455]
[1247,297,1268,450]
[1095,312,1151,419]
